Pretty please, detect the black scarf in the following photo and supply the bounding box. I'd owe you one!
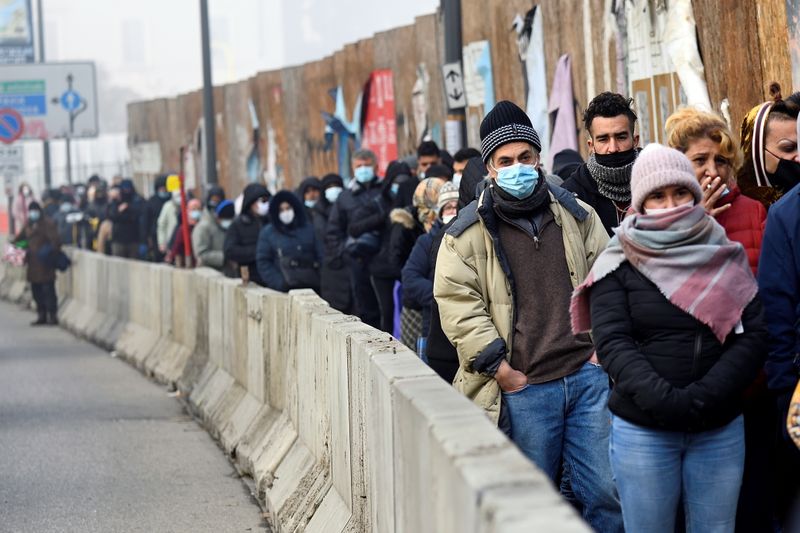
[490,171,550,218]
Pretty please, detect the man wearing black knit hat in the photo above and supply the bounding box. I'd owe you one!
[434,100,621,531]
[562,92,640,235]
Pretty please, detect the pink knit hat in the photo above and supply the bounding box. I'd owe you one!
[630,143,703,213]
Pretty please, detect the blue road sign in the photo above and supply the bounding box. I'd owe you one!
[0,108,24,144]
[60,90,81,111]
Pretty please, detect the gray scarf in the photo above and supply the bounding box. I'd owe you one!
[586,153,634,202]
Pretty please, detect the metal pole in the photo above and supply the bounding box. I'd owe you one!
[200,0,218,185]
[37,0,52,190]
[65,138,72,184]
[442,0,467,150]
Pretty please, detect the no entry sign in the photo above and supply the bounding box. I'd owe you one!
[0,108,23,144]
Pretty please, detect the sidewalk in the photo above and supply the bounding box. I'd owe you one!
[0,300,266,533]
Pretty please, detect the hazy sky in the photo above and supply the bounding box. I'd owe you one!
[41,0,440,102]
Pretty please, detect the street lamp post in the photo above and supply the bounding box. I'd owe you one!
[442,0,466,151]
[200,0,218,185]
[37,0,52,189]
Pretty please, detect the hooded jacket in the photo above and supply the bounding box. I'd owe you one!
[312,175,352,312]
[224,183,270,285]
[256,191,322,292]
[433,185,609,425]
[109,180,145,245]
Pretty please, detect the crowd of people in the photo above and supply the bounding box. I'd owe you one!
[9,84,800,532]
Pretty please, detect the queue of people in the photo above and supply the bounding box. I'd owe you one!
[8,85,800,532]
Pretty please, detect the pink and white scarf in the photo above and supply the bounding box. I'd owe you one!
[571,204,757,343]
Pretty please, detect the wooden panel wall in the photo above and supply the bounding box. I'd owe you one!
[127,0,794,197]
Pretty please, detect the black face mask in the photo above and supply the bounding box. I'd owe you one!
[594,148,638,168]
[767,157,800,193]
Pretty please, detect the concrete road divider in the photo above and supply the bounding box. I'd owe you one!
[1,248,591,532]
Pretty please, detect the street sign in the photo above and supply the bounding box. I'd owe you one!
[0,62,98,140]
[0,108,24,144]
[0,144,23,175]
[0,0,34,64]
[442,62,467,110]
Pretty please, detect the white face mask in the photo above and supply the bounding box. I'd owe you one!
[452,173,462,188]
[172,190,181,203]
[325,186,343,203]
[255,200,270,216]
[220,219,233,230]
[442,214,456,225]
[279,209,295,225]
[644,202,694,216]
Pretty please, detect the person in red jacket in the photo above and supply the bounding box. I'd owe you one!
[168,198,202,268]
[666,108,765,275]
[666,107,771,532]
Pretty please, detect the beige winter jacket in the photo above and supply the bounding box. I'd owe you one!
[433,187,609,424]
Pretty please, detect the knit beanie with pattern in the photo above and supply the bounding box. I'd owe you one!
[631,143,702,213]
[437,182,460,215]
[479,100,541,164]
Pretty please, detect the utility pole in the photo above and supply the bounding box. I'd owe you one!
[442,0,466,150]
[37,0,52,189]
[200,0,218,185]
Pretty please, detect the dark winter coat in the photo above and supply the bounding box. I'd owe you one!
[108,195,145,245]
[562,164,625,236]
[17,217,61,284]
[256,191,322,292]
[325,178,384,264]
[384,207,425,281]
[402,221,444,335]
[311,197,352,312]
[425,223,459,383]
[714,186,766,275]
[590,261,767,432]
[758,185,800,391]
[345,163,418,278]
[224,184,269,286]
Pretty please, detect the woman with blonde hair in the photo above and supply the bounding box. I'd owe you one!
[665,107,765,274]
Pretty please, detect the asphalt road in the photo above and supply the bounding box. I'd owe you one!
[0,300,267,533]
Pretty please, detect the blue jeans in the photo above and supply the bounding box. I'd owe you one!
[502,362,623,533]
[609,414,745,533]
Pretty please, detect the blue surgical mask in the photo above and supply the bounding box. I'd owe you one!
[304,199,317,208]
[325,186,343,203]
[390,183,400,197]
[220,219,233,230]
[493,163,539,199]
[29,210,41,222]
[190,210,202,221]
[354,165,375,184]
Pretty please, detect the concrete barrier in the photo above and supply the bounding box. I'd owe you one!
[2,248,590,532]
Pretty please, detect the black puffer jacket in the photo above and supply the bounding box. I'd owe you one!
[590,261,767,432]
[224,183,270,286]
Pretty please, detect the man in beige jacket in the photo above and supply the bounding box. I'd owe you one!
[433,100,621,532]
